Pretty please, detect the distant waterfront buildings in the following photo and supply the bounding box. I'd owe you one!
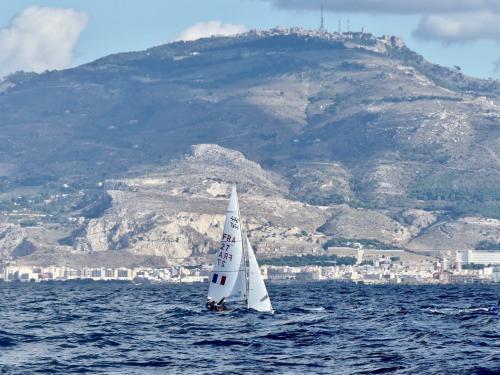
[1,255,498,284]
[1,247,499,285]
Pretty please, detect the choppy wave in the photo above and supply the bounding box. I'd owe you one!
[0,281,498,374]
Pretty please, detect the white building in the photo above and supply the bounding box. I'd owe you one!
[492,267,500,282]
[441,257,448,271]
[456,250,500,265]
[356,249,364,265]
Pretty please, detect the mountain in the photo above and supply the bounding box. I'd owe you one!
[0,27,499,265]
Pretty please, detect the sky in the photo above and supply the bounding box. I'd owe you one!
[0,0,499,80]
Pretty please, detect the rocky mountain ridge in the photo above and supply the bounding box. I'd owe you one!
[0,28,498,265]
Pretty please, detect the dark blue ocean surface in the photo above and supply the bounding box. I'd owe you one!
[0,281,499,374]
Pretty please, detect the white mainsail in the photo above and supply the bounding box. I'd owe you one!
[207,185,244,303]
[246,237,272,312]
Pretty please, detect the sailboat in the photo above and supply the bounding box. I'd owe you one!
[207,185,272,312]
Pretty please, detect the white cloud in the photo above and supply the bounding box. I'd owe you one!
[413,11,500,44]
[0,6,89,78]
[175,21,246,41]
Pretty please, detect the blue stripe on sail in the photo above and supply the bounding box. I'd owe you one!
[212,274,218,283]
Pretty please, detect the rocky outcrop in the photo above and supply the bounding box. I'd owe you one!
[0,223,26,259]
[318,205,410,246]
[400,209,438,237]
[408,217,500,250]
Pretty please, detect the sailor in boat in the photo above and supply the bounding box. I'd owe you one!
[206,297,226,312]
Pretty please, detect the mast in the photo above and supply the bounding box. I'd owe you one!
[241,232,247,307]
[232,184,249,307]
[236,186,250,308]
[245,235,250,308]
[241,229,250,307]
[235,187,248,306]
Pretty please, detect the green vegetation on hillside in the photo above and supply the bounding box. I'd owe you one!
[461,263,486,270]
[409,172,500,219]
[261,254,356,267]
[322,238,397,250]
[475,240,500,250]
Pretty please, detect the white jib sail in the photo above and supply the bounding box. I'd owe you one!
[246,237,272,312]
[226,253,247,303]
[208,185,244,303]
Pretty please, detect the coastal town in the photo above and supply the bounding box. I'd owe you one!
[2,248,499,284]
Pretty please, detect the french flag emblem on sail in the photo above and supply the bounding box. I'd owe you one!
[211,274,226,285]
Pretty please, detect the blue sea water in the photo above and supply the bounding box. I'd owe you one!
[0,281,498,374]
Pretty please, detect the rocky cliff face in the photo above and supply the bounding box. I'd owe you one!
[1,144,497,267]
[67,144,329,264]
[0,223,26,259]
[0,28,499,265]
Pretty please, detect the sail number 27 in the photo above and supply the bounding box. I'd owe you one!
[217,245,233,268]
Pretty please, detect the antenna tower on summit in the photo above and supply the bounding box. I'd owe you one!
[319,4,325,34]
